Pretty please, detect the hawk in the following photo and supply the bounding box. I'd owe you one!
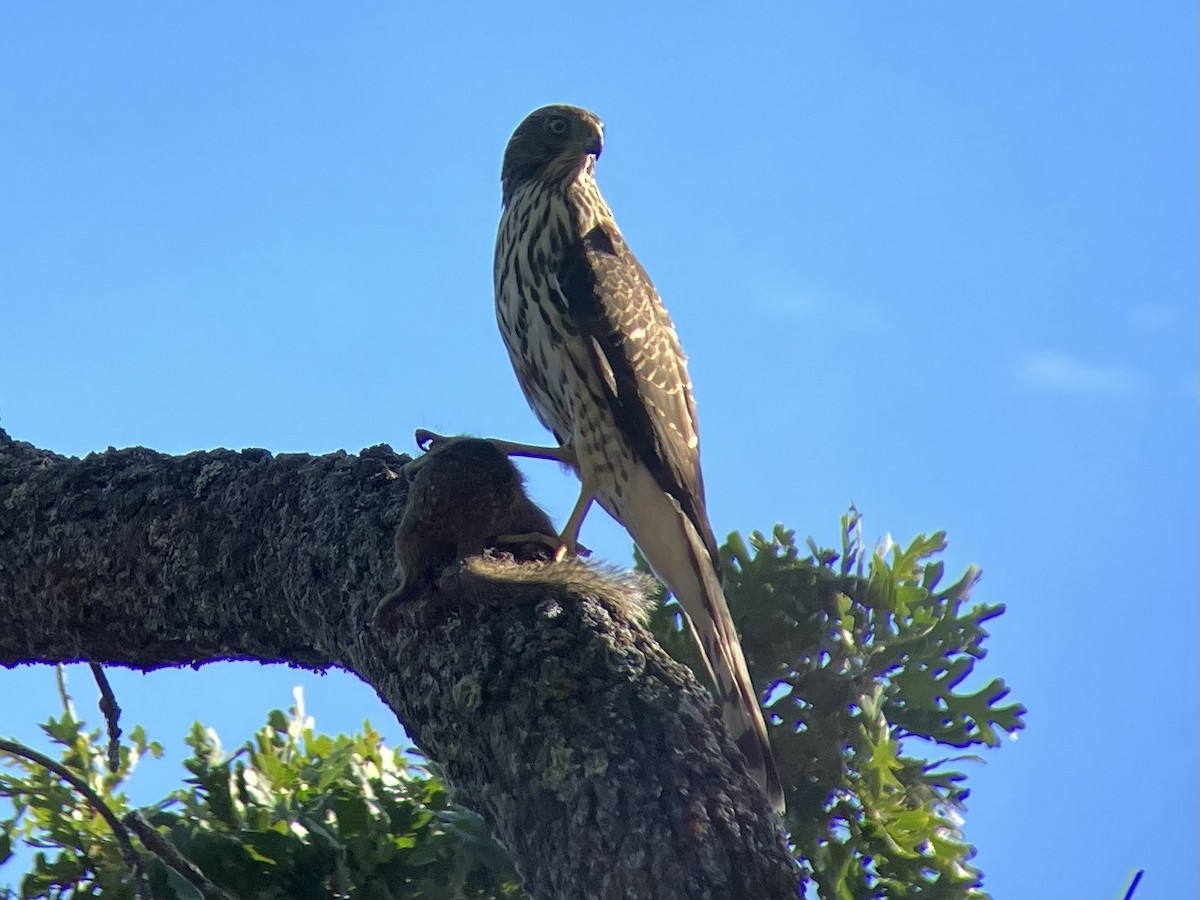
[490,104,784,813]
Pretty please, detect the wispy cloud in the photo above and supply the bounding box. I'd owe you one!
[1129,301,1187,335]
[751,288,887,331]
[751,289,823,321]
[1016,349,1144,399]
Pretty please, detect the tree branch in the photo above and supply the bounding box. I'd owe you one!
[123,811,238,900]
[0,738,151,900]
[0,427,407,668]
[0,429,800,899]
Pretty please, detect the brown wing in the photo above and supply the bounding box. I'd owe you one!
[555,221,722,574]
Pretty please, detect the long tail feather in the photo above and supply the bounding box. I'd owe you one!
[615,470,784,813]
[678,511,784,814]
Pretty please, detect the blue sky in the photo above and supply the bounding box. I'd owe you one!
[2,3,1196,897]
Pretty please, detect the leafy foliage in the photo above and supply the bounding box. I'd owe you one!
[0,671,162,899]
[152,691,524,900]
[1,687,525,900]
[1,515,1024,899]
[646,510,1026,898]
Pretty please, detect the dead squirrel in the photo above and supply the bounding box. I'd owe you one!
[373,436,653,630]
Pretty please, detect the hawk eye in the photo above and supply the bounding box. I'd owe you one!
[546,116,569,136]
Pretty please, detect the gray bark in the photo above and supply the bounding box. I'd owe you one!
[0,428,800,899]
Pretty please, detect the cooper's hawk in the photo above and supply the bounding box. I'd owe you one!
[491,104,784,813]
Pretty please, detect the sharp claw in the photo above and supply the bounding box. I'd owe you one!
[491,533,591,563]
[551,539,590,561]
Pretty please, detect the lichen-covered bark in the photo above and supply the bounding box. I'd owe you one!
[0,429,407,669]
[0,428,800,899]
[369,565,800,899]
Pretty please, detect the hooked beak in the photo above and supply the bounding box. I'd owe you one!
[586,126,604,158]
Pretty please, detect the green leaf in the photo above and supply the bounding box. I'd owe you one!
[333,795,371,836]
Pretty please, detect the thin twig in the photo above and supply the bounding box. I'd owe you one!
[0,738,152,900]
[54,663,75,719]
[1123,869,1146,900]
[123,811,238,900]
[89,662,123,773]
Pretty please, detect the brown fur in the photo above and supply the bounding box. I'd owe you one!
[372,437,559,630]
[463,555,656,626]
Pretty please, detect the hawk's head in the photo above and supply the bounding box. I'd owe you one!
[501,105,604,200]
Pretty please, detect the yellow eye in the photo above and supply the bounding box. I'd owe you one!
[547,116,569,136]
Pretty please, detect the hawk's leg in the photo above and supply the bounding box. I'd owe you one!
[414,429,590,559]
[415,429,576,466]
[493,531,592,558]
[553,487,596,561]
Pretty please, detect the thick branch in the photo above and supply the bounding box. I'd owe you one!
[365,557,799,898]
[0,428,408,668]
[0,429,799,898]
